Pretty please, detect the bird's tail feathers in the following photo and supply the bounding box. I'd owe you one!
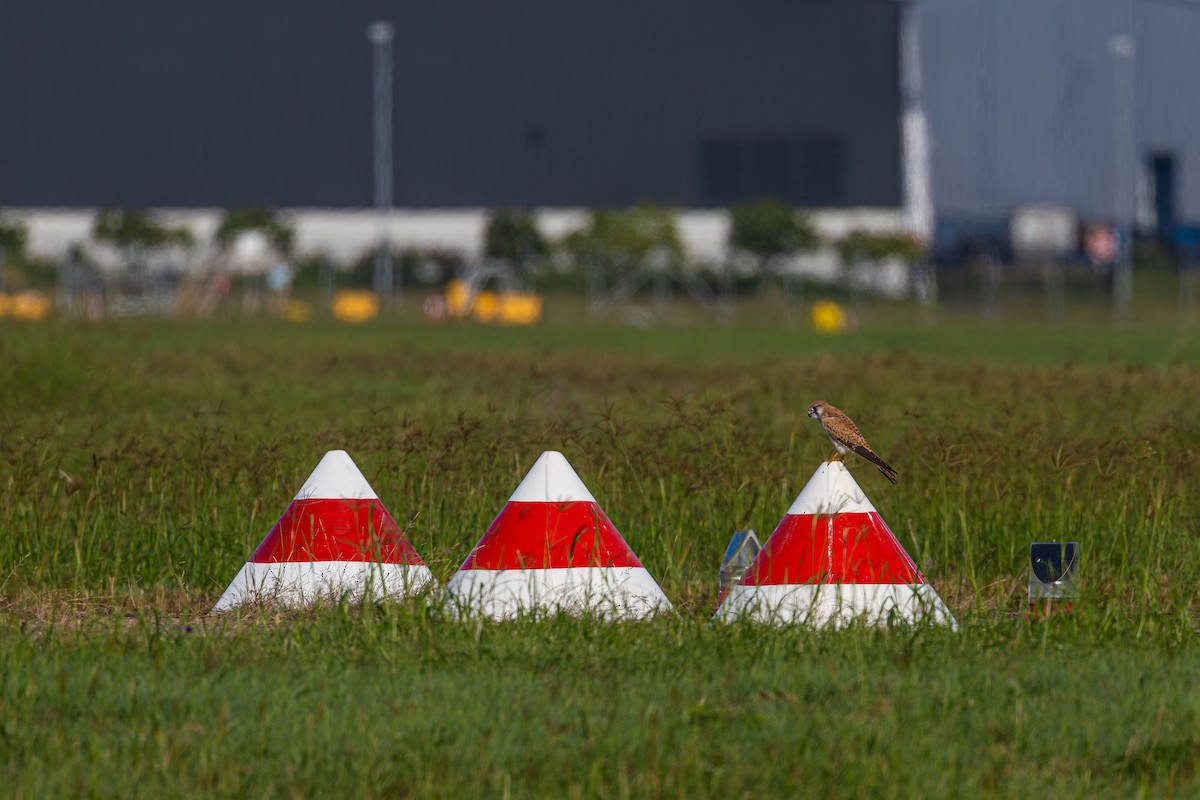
[852,445,898,485]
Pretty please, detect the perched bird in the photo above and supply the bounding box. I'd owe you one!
[806,400,898,484]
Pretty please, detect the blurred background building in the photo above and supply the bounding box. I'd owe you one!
[2,0,1199,311]
[922,0,1200,240]
[0,1,902,210]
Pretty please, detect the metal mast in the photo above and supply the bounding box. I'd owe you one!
[1109,30,1136,324]
[368,21,395,303]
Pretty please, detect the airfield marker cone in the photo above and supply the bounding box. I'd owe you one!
[212,450,434,612]
[445,450,673,620]
[715,460,955,627]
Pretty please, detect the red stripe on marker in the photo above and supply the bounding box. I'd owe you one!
[459,501,644,570]
[741,512,922,585]
[251,498,425,565]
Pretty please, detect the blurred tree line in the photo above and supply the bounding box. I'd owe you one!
[0,216,58,291]
[7,200,923,301]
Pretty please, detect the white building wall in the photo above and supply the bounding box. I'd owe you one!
[5,207,906,269]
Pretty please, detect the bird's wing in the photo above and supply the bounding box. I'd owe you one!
[822,409,871,450]
[825,408,898,484]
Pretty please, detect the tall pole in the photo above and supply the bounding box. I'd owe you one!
[368,21,395,303]
[900,0,936,311]
[1051,0,1072,205]
[1109,33,1135,325]
[900,0,933,243]
[975,0,996,212]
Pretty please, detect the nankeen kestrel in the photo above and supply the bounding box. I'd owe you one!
[806,400,898,484]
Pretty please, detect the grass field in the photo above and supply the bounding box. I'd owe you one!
[3,301,1200,797]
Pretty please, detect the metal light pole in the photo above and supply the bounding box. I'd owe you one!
[1109,33,1136,326]
[973,0,1000,321]
[900,0,936,312]
[368,21,396,303]
[974,0,997,211]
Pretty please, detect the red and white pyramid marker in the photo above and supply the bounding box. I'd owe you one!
[445,451,673,620]
[212,450,434,611]
[715,461,955,627]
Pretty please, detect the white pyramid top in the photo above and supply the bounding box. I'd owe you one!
[786,460,877,515]
[508,451,597,503]
[294,450,378,500]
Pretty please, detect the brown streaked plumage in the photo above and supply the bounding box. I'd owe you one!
[806,400,898,484]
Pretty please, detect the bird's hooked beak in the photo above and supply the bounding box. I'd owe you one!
[807,406,819,419]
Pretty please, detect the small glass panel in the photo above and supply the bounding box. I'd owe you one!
[720,529,762,592]
[1029,541,1079,603]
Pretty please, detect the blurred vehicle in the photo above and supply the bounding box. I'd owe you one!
[0,290,53,321]
[437,262,542,325]
[331,290,379,323]
[935,209,1128,271]
[1168,224,1200,269]
[1010,205,1077,263]
[931,213,1014,267]
[1080,222,1121,269]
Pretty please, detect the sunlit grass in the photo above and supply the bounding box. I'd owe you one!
[2,310,1199,796]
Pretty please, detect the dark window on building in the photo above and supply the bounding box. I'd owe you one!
[1149,151,1177,242]
[699,138,846,207]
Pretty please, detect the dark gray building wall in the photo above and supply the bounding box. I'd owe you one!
[0,1,903,209]
[920,0,1200,223]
